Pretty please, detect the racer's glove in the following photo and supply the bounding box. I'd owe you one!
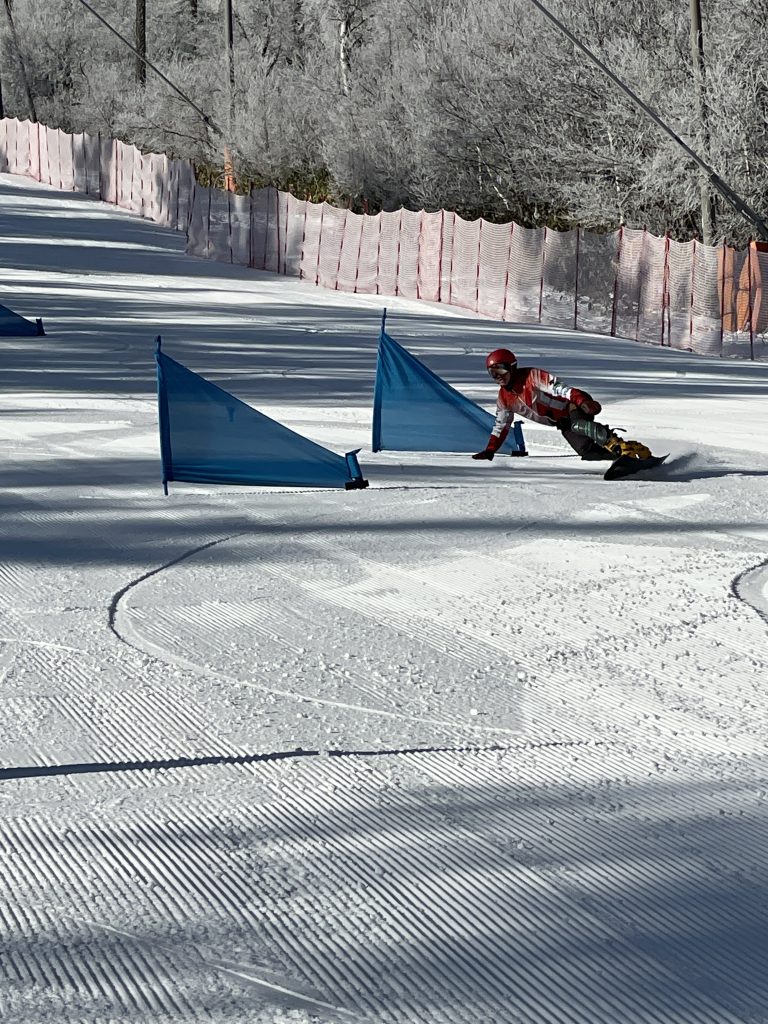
[568,388,602,418]
[577,396,602,417]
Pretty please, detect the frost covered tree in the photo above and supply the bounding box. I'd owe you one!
[2,0,37,121]
[1,0,766,242]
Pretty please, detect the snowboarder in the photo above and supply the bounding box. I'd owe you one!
[472,348,655,469]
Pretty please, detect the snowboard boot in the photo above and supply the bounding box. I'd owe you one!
[603,431,652,461]
[568,417,652,461]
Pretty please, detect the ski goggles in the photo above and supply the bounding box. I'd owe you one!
[488,365,512,380]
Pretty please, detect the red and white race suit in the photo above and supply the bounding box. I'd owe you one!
[487,367,596,451]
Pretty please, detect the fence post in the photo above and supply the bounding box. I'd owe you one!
[206,185,213,259]
[53,130,59,191]
[538,226,547,323]
[72,131,78,194]
[179,165,187,238]
[661,232,670,346]
[437,209,444,303]
[610,227,623,337]
[574,225,580,331]
[115,140,120,207]
[283,193,290,274]
[635,226,646,342]
[261,188,270,270]
[314,201,325,286]
[395,209,403,296]
[334,208,347,290]
[64,130,70,192]
[184,161,194,234]
[275,187,282,274]
[227,188,234,264]
[174,160,181,230]
[375,210,382,294]
[416,210,423,300]
[353,208,364,293]
[138,147,144,213]
[97,132,102,202]
[448,212,456,307]
[747,239,754,360]
[298,194,309,280]
[689,238,696,351]
[719,239,726,355]
[248,186,255,268]
[475,218,483,313]
[502,222,514,322]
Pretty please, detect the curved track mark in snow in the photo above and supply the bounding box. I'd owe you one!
[109,533,525,738]
[732,558,768,626]
[107,532,246,641]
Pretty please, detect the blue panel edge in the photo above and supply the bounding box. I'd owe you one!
[155,335,173,494]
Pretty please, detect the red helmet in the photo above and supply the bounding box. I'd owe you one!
[486,348,517,377]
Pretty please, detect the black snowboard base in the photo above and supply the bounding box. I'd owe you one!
[604,454,669,480]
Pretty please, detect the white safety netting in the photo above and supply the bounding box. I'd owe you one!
[541,228,578,330]
[505,224,545,323]
[418,211,443,303]
[316,204,347,292]
[2,115,765,360]
[0,117,194,233]
[664,238,693,350]
[690,242,723,356]
[477,220,510,321]
[577,229,617,335]
[613,227,645,343]
[336,210,362,293]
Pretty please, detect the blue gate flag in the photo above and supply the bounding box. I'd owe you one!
[0,303,45,337]
[372,322,526,454]
[155,339,368,492]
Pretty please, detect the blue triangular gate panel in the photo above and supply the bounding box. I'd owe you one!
[372,328,525,454]
[0,303,45,337]
[156,342,367,491]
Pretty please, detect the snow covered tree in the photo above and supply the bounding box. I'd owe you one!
[1,0,766,241]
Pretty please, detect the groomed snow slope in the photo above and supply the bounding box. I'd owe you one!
[2,172,768,1024]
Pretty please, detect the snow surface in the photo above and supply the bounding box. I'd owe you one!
[2,171,768,1024]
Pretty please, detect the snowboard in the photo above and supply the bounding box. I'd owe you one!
[604,453,668,480]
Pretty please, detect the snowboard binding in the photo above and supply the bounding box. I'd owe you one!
[603,429,652,461]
